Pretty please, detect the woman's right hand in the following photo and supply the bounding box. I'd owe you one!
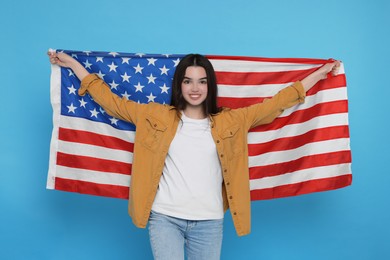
[47,51,76,68]
[47,50,90,81]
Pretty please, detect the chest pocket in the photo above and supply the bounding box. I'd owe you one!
[220,124,243,158]
[141,115,167,152]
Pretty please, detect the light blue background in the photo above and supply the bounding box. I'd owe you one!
[1,0,389,259]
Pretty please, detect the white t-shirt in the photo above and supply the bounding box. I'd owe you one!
[151,112,223,220]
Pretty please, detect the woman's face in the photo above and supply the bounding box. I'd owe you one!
[181,66,208,110]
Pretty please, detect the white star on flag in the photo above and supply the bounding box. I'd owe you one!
[121,91,131,100]
[83,60,93,69]
[109,117,119,125]
[67,103,77,113]
[173,58,181,67]
[147,73,157,84]
[89,108,99,118]
[134,63,144,74]
[79,98,87,108]
[147,92,157,102]
[68,85,77,95]
[159,65,169,75]
[97,71,106,79]
[134,82,145,92]
[109,52,119,57]
[121,72,131,82]
[159,83,170,94]
[109,80,119,90]
[68,69,74,77]
[122,57,131,64]
[108,62,118,72]
[147,58,157,66]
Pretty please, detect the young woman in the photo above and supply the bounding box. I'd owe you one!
[48,51,339,260]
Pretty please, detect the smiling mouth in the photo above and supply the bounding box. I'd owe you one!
[189,94,201,99]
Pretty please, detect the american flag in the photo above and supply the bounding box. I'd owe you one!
[47,50,352,200]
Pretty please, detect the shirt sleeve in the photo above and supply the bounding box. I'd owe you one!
[238,81,306,130]
[79,73,145,124]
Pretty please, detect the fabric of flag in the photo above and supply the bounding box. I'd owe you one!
[47,50,352,200]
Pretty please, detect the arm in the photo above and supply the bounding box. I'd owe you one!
[47,50,141,123]
[241,60,341,129]
[48,51,90,81]
[301,61,340,91]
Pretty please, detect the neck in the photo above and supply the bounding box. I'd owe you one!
[182,106,206,119]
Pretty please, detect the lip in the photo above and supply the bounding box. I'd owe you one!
[189,94,202,99]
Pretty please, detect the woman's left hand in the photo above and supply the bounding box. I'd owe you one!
[317,60,341,80]
[301,60,341,91]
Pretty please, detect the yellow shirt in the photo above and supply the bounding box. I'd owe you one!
[79,74,305,236]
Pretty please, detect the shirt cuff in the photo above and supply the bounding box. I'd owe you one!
[78,74,101,96]
[291,81,306,103]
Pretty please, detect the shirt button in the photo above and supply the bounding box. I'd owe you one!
[226,182,230,185]
[224,169,227,173]
[220,154,224,158]
[217,140,220,143]
[233,212,237,215]
[229,196,233,199]
[154,123,157,127]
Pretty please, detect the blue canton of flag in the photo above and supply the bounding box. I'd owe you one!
[60,50,183,131]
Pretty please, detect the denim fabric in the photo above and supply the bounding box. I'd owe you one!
[148,211,223,260]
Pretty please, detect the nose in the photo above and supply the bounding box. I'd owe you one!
[191,83,200,92]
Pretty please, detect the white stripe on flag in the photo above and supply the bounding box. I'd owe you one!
[47,65,61,189]
[210,59,322,72]
[55,165,131,186]
[218,82,293,97]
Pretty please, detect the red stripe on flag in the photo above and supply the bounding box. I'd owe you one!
[215,69,318,85]
[250,174,352,200]
[57,152,132,175]
[208,55,331,64]
[249,150,352,179]
[59,127,134,152]
[55,177,129,199]
[248,126,350,156]
[218,97,265,109]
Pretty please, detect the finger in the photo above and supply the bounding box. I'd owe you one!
[50,57,59,64]
[48,52,57,59]
[331,64,340,76]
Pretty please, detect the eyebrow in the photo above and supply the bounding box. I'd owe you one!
[183,77,208,80]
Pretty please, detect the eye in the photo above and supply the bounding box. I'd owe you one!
[183,79,190,84]
[200,79,207,85]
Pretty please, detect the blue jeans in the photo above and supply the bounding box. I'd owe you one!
[148,211,223,260]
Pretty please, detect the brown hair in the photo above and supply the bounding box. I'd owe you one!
[170,54,221,115]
